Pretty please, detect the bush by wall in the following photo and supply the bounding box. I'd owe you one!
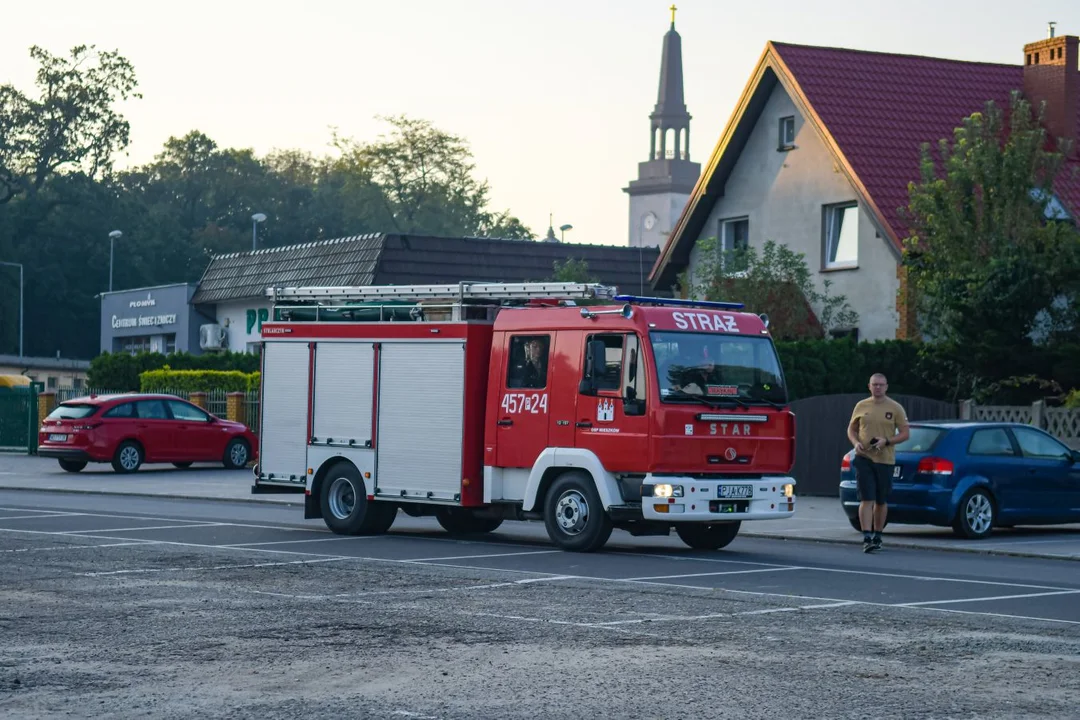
[89,351,260,391]
[139,369,257,393]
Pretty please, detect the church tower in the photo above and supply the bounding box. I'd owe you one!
[624,6,701,248]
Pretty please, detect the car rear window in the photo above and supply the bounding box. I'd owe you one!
[893,426,945,453]
[46,404,98,420]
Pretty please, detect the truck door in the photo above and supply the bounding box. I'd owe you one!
[574,332,650,473]
[494,333,552,468]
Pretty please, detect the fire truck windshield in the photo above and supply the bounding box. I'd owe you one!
[649,331,787,406]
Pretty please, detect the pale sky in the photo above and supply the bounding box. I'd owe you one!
[3,0,1076,246]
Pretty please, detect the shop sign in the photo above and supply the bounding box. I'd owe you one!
[111,313,178,329]
[247,308,270,335]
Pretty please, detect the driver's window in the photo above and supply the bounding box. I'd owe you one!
[1012,427,1071,461]
[168,400,211,423]
[587,334,624,392]
[622,334,646,405]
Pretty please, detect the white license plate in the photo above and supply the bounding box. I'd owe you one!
[718,484,753,499]
[893,466,902,478]
[48,434,68,442]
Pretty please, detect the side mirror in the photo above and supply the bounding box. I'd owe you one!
[623,397,645,416]
[579,340,606,395]
[1072,450,1080,464]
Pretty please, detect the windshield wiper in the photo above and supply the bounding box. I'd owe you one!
[746,397,784,409]
[662,390,728,407]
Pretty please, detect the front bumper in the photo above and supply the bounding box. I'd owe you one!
[641,475,796,522]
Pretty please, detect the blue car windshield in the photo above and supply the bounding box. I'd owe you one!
[649,331,787,405]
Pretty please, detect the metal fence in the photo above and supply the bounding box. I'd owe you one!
[965,400,1080,449]
[50,387,259,431]
[246,393,261,434]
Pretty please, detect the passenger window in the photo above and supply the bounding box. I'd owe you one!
[135,400,169,420]
[587,334,624,392]
[622,334,647,414]
[506,335,549,389]
[168,401,210,422]
[1012,427,1071,461]
[103,403,135,419]
[967,428,1014,456]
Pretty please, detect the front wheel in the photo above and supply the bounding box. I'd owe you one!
[319,461,397,535]
[112,441,143,474]
[58,459,87,473]
[676,521,741,550]
[543,472,613,552]
[953,488,995,539]
[223,438,250,470]
[435,507,504,534]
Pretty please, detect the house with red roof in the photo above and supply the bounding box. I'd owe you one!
[649,29,1080,341]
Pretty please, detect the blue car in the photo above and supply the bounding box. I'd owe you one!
[839,421,1080,539]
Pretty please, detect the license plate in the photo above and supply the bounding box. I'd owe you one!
[48,434,68,442]
[893,466,902,478]
[718,484,753,499]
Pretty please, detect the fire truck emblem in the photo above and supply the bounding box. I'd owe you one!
[597,398,615,423]
[725,447,738,461]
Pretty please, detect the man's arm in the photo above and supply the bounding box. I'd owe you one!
[890,407,911,445]
[847,416,864,452]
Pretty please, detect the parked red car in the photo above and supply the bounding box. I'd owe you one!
[37,393,259,474]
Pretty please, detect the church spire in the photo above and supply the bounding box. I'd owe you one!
[650,5,691,161]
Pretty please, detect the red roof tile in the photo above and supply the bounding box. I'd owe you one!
[772,42,1080,239]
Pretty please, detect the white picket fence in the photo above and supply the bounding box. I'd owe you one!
[961,400,1080,449]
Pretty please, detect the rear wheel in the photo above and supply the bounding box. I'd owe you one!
[111,441,143,474]
[435,507,504,534]
[953,488,995,539]
[319,461,397,535]
[543,471,612,552]
[676,521,741,550]
[58,459,87,473]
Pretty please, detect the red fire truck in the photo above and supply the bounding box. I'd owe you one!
[252,282,796,552]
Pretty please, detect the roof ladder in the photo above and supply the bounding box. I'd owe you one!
[266,281,618,303]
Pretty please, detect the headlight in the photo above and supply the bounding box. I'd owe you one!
[654,484,683,498]
[783,484,794,498]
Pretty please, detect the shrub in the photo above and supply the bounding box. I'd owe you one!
[89,350,260,391]
[139,369,255,393]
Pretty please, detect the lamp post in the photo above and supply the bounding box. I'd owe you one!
[559,223,573,243]
[0,261,23,358]
[108,230,122,293]
[252,213,267,251]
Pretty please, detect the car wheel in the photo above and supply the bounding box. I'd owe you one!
[953,488,995,539]
[435,507,504,534]
[58,459,87,473]
[543,471,613,552]
[173,462,193,469]
[223,438,250,470]
[319,461,396,535]
[112,441,143,474]
[675,521,741,550]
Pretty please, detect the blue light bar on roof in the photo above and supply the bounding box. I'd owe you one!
[613,295,745,311]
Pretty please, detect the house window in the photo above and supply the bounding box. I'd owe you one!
[823,203,859,269]
[829,327,859,342]
[778,116,795,150]
[718,217,749,274]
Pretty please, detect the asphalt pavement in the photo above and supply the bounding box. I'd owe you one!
[1,452,1078,560]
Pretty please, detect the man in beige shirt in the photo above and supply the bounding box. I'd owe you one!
[847,373,910,552]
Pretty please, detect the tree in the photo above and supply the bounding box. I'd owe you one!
[0,44,140,205]
[549,257,596,283]
[682,238,858,341]
[902,92,1080,397]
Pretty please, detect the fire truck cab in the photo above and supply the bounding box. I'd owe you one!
[253,282,796,552]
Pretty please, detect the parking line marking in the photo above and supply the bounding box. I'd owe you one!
[0,513,81,520]
[406,550,562,562]
[895,589,1080,607]
[84,556,353,576]
[219,536,378,547]
[63,522,226,534]
[1,541,151,554]
[906,606,1080,626]
[624,567,800,581]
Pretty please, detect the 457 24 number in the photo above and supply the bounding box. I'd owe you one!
[501,392,549,415]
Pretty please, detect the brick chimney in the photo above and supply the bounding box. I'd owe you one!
[1023,26,1079,154]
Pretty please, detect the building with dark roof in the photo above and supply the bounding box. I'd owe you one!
[649,29,1080,341]
[191,232,664,353]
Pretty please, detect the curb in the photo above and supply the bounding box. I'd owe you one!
[737,529,1079,561]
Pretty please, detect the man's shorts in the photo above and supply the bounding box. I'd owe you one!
[853,455,893,504]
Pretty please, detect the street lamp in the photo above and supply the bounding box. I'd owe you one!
[559,223,573,243]
[108,230,122,293]
[0,261,22,358]
[252,213,267,251]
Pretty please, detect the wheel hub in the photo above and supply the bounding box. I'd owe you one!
[966,494,993,534]
[328,477,356,520]
[555,490,589,535]
[120,447,139,469]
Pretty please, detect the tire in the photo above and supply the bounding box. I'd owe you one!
[222,438,250,470]
[953,488,995,539]
[543,471,613,552]
[435,507,504,534]
[58,459,87,473]
[111,441,143,474]
[675,521,741,550]
[173,462,193,469]
[319,461,397,535]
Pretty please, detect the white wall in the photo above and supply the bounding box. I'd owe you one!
[215,300,272,353]
[686,82,901,341]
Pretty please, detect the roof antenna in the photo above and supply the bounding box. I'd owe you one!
[1048,21,1056,38]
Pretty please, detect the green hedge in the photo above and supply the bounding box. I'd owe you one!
[89,351,260,391]
[139,369,258,393]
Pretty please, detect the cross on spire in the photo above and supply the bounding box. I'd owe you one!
[670,4,677,26]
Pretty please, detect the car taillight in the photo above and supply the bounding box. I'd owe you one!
[917,457,953,475]
[841,454,851,471]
